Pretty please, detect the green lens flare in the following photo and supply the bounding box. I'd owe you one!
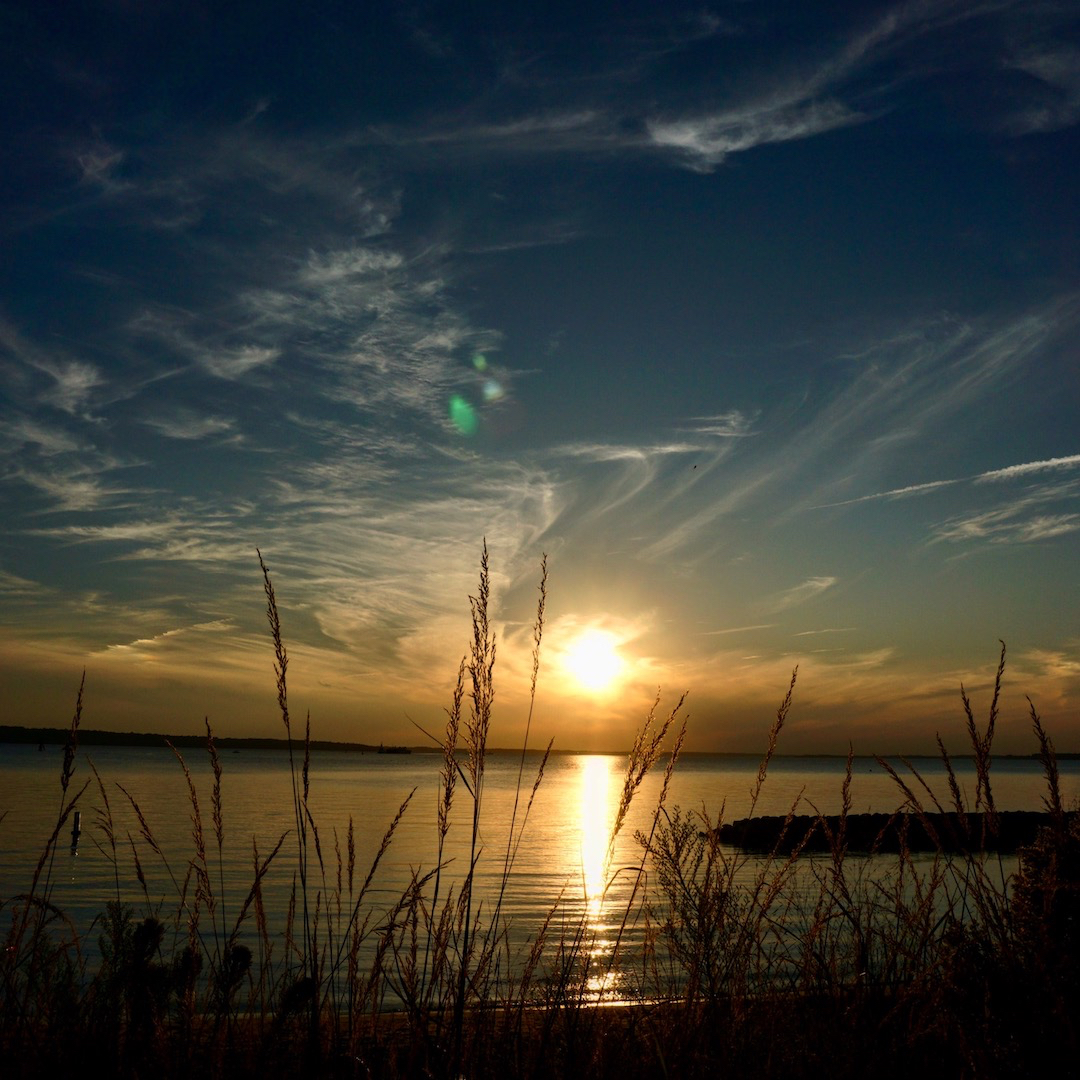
[449,394,478,435]
[472,353,488,371]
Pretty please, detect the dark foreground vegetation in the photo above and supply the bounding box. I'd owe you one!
[719,809,1078,853]
[3,549,1078,1078]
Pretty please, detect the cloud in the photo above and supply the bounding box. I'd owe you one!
[815,479,959,509]
[40,359,103,414]
[556,441,698,463]
[540,438,736,560]
[0,416,85,455]
[125,235,496,428]
[830,646,894,670]
[298,248,405,286]
[1022,647,1080,682]
[0,569,49,597]
[0,321,104,416]
[1009,515,1080,542]
[642,2,1080,171]
[932,485,1080,545]
[358,5,906,174]
[393,110,609,152]
[199,345,279,380]
[976,454,1080,483]
[377,67,863,173]
[766,576,838,613]
[17,467,125,512]
[787,295,1080,516]
[104,619,236,656]
[1002,45,1080,134]
[142,412,237,440]
[128,312,280,382]
[646,99,860,171]
[703,623,774,636]
[76,143,129,193]
[815,454,1080,510]
[234,243,507,425]
[30,510,256,565]
[683,411,756,438]
[936,509,1080,545]
[639,0,920,171]
[540,428,768,564]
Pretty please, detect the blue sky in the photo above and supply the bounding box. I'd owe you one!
[1,0,1078,752]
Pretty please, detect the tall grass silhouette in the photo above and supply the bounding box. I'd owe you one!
[1,556,1077,1079]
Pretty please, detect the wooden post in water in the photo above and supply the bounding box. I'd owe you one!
[70,809,81,851]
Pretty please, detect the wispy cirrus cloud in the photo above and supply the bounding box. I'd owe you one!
[556,441,698,463]
[977,454,1080,482]
[639,0,919,171]
[815,479,960,508]
[646,99,860,172]
[0,569,50,597]
[642,1,1079,170]
[372,53,862,172]
[103,619,236,656]
[76,142,129,194]
[765,576,838,613]
[379,110,611,154]
[128,311,280,383]
[1002,45,1080,134]
[0,320,104,417]
[106,137,504,427]
[934,500,1080,545]
[234,240,507,426]
[682,411,756,438]
[142,412,238,441]
[815,454,1080,509]
[703,623,774,636]
[38,358,103,414]
[29,509,257,565]
[200,345,279,381]
[773,293,1080,515]
[544,417,762,561]
[17,466,129,513]
[1022,647,1080,683]
[364,4,1043,175]
[0,415,85,455]
[298,248,405,286]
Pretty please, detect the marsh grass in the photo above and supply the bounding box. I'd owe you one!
[2,564,1077,1079]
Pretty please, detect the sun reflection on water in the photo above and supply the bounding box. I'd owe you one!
[577,755,620,995]
[579,756,614,909]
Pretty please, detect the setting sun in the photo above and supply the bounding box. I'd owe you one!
[563,628,626,694]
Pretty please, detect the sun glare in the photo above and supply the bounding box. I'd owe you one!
[563,628,626,694]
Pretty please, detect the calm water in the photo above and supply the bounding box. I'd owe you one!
[3,743,1076,998]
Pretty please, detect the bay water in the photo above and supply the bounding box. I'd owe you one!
[3,743,1076,1001]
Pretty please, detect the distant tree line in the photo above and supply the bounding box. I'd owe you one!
[0,724,429,754]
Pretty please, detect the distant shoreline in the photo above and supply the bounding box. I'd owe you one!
[3,724,1076,759]
[0,724,436,755]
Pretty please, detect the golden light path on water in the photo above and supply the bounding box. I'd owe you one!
[576,755,620,997]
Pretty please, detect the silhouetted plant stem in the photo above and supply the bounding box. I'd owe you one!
[257,549,316,1058]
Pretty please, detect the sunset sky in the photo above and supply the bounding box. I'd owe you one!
[1,1,1078,754]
